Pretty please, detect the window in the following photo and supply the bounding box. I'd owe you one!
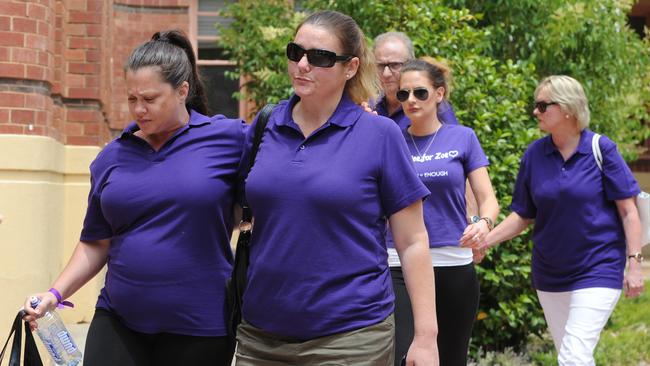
[190,0,242,118]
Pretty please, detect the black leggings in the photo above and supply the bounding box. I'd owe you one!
[391,263,479,366]
[84,308,234,366]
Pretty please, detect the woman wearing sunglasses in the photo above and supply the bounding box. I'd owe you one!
[234,10,438,366]
[390,58,499,366]
[479,75,644,365]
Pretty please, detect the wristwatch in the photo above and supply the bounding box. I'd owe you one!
[628,253,644,263]
[470,216,494,231]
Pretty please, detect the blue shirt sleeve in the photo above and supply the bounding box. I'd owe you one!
[80,153,114,241]
[464,128,489,174]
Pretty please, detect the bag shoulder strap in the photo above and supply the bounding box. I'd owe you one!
[241,104,275,223]
[247,104,275,173]
[0,311,42,366]
[592,133,603,171]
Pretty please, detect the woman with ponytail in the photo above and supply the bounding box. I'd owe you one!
[22,30,245,366]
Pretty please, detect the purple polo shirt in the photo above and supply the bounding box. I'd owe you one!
[375,95,459,129]
[386,124,488,249]
[511,129,639,292]
[80,110,246,336]
[241,93,429,340]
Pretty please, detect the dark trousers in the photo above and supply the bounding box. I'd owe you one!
[391,263,479,366]
[84,308,234,366]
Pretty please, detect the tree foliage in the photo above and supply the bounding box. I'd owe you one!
[217,0,650,354]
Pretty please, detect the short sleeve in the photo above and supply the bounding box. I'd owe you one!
[236,110,266,207]
[600,136,640,200]
[510,150,537,219]
[379,122,430,217]
[464,128,489,174]
[79,159,113,241]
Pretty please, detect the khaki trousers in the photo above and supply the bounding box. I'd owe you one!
[235,314,395,366]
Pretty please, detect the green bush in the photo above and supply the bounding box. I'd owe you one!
[217,0,650,354]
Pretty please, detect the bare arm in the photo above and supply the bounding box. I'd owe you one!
[23,239,110,326]
[390,200,438,366]
[460,167,499,248]
[616,197,644,298]
[483,212,532,249]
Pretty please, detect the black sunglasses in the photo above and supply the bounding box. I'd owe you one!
[286,42,353,68]
[396,87,429,102]
[534,101,559,113]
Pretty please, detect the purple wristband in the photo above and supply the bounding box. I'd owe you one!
[48,288,74,309]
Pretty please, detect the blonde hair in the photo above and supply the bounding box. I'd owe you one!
[298,10,380,104]
[535,75,590,130]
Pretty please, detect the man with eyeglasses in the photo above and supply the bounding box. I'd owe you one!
[372,32,459,128]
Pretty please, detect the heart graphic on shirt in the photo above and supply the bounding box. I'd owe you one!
[448,150,459,158]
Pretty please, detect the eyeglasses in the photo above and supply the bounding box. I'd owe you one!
[534,101,559,113]
[376,62,404,73]
[286,42,353,68]
[396,87,429,102]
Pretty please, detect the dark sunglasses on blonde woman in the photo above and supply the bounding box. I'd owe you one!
[286,42,353,68]
[396,87,429,102]
[534,101,559,113]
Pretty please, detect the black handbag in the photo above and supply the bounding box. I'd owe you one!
[0,310,44,366]
[226,103,275,338]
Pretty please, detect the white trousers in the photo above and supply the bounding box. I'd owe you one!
[537,287,621,366]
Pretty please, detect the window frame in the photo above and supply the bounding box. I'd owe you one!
[189,0,246,119]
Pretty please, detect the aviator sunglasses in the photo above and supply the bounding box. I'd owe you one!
[396,87,429,102]
[286,42,353,68]
[534,101,559,113]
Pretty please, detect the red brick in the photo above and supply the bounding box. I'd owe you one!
[24,94,46,109]
[0,32,24,47]
[66,24,85,36]
[0,16,10,31]
[0,92,25,108]
[25,65,45,80]
[24,34,47,49]
[38,50,49,66]
[64,48,85,61]
[69,11,101,24]
[12,18,38,33]
[0,109,9,123]
[64,123,83,135]
[0,124,25,134]
[27,4,48,21]
[68,37,100,50]
[84,122,101,135]
[25,125,45,135]
[87,0,103,12]
[67,109,99,122]
[0,63,25,78]
[85,50,100,62]
[67,0,87,11]
[0,47,8,62]
[66,135,99,146]
[68,62,98,74]
[67,87,99,99]
[86,24,102,37]
[11,109,35,124]
[35,110,48,125]
[65,73,84,87]
[84,75,99,87]
[12,48,38,64]
[0,3,26,17]
[37,21,49,36]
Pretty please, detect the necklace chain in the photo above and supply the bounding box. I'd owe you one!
[409,124,442,159]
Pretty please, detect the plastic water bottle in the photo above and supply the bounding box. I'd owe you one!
[30,296,82,366]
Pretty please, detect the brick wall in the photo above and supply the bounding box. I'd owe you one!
[0,0,191,146]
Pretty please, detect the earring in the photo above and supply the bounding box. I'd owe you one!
[565,115,570,119]
[345,74,350,79]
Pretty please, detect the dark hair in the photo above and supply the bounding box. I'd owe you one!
[125,30,208,115]
[400,58,450,99]
[297,10,379,104]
